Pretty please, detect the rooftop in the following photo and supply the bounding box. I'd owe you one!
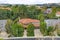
[56,11,60,15]
[19,18,40,28]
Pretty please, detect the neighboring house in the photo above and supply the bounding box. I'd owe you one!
[45,19,60,28]
[44,8,52,14]
[56,11,60,17]
[19,18,40,28]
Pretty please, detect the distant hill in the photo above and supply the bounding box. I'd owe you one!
[37,3,60,7]
[0,3,60,7]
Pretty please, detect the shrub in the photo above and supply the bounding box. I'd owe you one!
[44,26,55,36]
[38,14,45,21]
[40,21,55,36]
[11,23,24,37]
[5,19,13,34]
[57,29,60,36]
[27,23,35,36]
[40,22,47,34]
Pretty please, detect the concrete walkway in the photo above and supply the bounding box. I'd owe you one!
[34,29,42,37]
[23,29,43,37]
[23,30,27,37]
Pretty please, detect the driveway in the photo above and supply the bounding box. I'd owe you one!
[0,31,8,38]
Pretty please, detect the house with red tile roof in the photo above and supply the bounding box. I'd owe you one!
[19,18,40,28]
[56,11,60,17]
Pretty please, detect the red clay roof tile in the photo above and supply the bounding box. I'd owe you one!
[19,18,40,28]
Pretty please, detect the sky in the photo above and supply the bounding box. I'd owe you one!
[0,0,60,4]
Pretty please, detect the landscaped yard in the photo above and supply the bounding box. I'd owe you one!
[0,4,60,38]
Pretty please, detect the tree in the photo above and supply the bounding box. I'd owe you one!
[27,6,41,19]
[57,29,60,36]
[11,5,28,19]
[38,13,45,21]
[18,5,28,18]
[13,17,20,24]
[40,21,56,36]
[11,5,19,20]
[44,26,55,36]
[5,19,13,34]
[11,23,24,37]
[0,5,43,20]
[56,7,60,11]
[0,9,11,19]
[40,21,47,34]
[27,23,35,36]
[47,7,57,19]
